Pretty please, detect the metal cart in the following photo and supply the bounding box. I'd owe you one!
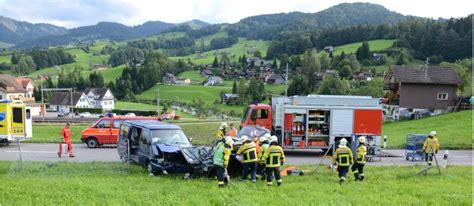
[365,135,382,162]
[405,134,427,161]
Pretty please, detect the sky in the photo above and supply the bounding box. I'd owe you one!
[0,0,472,28]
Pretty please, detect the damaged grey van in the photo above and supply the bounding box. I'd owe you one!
[117,120,214,176]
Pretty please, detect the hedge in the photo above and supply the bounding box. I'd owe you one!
[74,108,103,114]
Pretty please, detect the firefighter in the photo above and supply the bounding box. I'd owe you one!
[228,123,238,137]
[351,136,367,181]
[423,131,440,167]
[213,136,233,187]
[333,138,353,184]
[58,123,75,158]
[263,135,285,186]
[257,133,271,180]
[215,122,227,142]
[237,135,258,182]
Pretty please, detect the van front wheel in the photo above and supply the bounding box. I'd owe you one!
[86,137,98,148]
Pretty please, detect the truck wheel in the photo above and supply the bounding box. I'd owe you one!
[86,137,99,148]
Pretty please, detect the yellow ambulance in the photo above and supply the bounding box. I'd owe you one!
[0,100,32,145]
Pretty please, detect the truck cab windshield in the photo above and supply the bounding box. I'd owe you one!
[151,129,190,145]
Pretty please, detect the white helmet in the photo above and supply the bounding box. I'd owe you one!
[270,135,278,143]
[429,131,437,137]
[220,122,228,130]
[259,136,267,143]
[358,136,366,144]
[224,136,234,147]
[240,135,249,142]
[339,138,347,147]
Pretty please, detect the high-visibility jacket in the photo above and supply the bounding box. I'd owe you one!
[423,137,440,154]
[215,129,225,139]
[333,147,354,167]
[213,142,231,168]
[263,145,285,168]
[237,142,258,163]
[228,128,237,137]
[258,143,270,163]
[355,144,367,164]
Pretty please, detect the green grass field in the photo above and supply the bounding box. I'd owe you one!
[382,110,472,149]
[0,161,471,205]
[178,70,207,83]
[172,38,269,65]
[0,54,11,63]
[115,101,161,111]
[330,39,396,56]
[28,122,224,145]
[137,84,232,105]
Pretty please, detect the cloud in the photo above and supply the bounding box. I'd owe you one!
[0,0,471,28]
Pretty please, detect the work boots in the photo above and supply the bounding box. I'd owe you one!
[354,173,360,181]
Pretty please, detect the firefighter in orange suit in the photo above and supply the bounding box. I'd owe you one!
[58,123,75,158]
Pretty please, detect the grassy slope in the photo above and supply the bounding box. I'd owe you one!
[383,110,472,149]
[177,70,207,83]
[171,38,269,65]
[137,84,232,105]
[115,101,161,111]
[0,161,471,205]
[330,39,396,56]
[0,54,11,63]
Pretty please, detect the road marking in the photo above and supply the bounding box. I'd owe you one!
[5,151,56,154]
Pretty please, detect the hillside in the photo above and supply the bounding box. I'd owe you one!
[0,16,67,44]
[2,3,419,49]
[226,2,414,40]
[382,110,472,149]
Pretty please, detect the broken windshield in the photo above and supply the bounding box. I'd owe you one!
[151,129,190,145]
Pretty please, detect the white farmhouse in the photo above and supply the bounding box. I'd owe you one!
[49,92,90,113]
[84,88,115,111]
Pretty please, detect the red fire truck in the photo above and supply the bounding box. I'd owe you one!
[241,95,382,151]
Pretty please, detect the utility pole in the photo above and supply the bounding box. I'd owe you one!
[41,77,45,123]
[175,96,179,115]
[285,63,289,97]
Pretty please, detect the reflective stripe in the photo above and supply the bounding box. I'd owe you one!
[277,179,282,183]
[338,154,350,166]
[243,148,257,163]
[267,182,273,185]
[218,181,224,185]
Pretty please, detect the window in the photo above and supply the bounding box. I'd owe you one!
[151,129,190,145]
[140,130,151,144]
[437,92,448,100]
[26,109,31,119]
[258,109,269,119]
[119,124,130,137]
[13,108,23,123]
[113,120,122,129]
[96,120,110,128]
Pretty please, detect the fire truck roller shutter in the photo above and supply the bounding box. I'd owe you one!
[353,109,382,136]
[330,109,354,136]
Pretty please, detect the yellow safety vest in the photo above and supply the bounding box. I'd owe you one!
[237,142,258,163]
[263,145,285,168]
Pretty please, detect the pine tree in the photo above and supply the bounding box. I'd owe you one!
[232,80,237,94]
[212,56,219,68]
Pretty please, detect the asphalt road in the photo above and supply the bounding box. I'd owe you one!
[0,143,472,166]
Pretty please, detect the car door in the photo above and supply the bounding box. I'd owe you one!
[111,120,123,144]
[138,129,151,164]
[95,120,112,144]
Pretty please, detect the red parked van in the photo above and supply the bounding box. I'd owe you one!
[81,116,160,148]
